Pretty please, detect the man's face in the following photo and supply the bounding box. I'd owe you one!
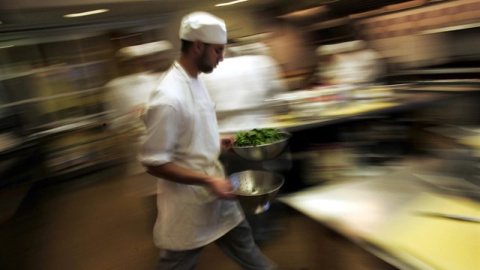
[198,43,225,74]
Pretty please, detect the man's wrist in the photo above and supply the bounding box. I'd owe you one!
[201,176,214,187]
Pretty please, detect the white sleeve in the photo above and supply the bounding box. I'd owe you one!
[138,103,183,166]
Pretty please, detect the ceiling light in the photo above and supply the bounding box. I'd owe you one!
[215,0,248,7]
[278,6,328,19]
[0,45,14,49]
[63,9,109,18]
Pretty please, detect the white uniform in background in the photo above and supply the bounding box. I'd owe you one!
[105,40,173,133]
[105,72,162,132]
[201,50,287,133]
[316,40,383,85]
[330,49,383,85]
[105,41,173,175]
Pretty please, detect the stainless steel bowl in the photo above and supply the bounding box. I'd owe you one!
[229,170,284,214]
[232,132,291,161]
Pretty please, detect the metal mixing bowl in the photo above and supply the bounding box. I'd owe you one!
[229,170,284,214]
[232,132,291,161]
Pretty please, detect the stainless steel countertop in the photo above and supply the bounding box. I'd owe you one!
[279,158,480,270]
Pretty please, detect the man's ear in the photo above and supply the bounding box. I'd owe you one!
[193,40,204,55]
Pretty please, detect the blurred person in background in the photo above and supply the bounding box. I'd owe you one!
[104,40,174,174]
[315,40,384,86]
[105,40,174,132]
[139,11,277,270]
[201,41,288,133]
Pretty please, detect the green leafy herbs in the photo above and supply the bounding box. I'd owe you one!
[234,128,285,147]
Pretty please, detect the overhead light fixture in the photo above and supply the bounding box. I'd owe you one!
[0,45,14,49]
[215,0,248,7]
[278,6,328,20]
[63,9,109,18]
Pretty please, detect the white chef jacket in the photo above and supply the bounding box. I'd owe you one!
[105,72,162,131]
[139,61,244,250]
[201,55,287,133]
[317,49,383,85]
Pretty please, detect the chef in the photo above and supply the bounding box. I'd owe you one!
[201,42,287,133]
[105,40,174,174]
[315,40,384,86]
[105,40,174,133]
[138,11,277,270]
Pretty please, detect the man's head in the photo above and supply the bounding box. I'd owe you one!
[179,11,226,74]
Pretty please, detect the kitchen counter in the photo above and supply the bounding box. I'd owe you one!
[267,91,472,133]
[219,87,479,134]
[279,158,480,270]
[269,84,480,269]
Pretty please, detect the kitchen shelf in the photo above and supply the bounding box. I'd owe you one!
[0,86,106,109]
[26,111,111,138]
[42,133,113,153]
[44,155,125,183]
[387,68,480,76]
[308,35,355,45]
[0,31,124,212]
[419,22,480,35]
[0,139,30,158]
[0,60,109,81]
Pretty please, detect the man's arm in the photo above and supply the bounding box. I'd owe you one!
[145,162,235,199]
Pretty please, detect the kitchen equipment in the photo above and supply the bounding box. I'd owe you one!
[232,132,291,161]
[229,170,284,214]
[269,87,349,118]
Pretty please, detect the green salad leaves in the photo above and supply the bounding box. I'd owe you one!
[234,128,285,147]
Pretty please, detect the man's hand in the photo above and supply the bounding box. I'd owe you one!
[220,136,234,151]
[205,176,236,200]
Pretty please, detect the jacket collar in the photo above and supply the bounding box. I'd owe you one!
[173,61,196,83]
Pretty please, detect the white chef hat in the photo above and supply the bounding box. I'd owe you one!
[179,11,227,44]
[117,40,173,61]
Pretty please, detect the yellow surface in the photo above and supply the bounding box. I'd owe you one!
[458,136,480,148]
[267,120,305,129]
[268,102,399,129]
[365,193,480,270]
[458,136,480,158]
[321,102,398,117]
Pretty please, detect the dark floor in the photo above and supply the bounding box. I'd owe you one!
[0,164,398,270]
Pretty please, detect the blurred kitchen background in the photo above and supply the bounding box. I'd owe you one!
[1,0,479,269]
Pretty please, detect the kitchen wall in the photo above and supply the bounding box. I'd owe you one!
[351,0,480,126]
[354,0,480,69]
